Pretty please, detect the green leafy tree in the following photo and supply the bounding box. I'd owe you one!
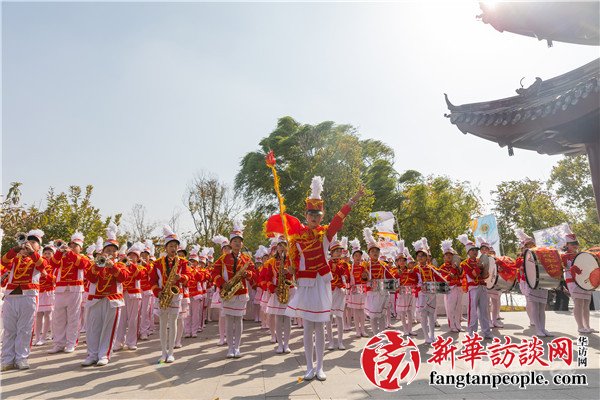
[493,179,570,256]
[397,176,482,261]
[548,155,599,247]
[235,117,378,244]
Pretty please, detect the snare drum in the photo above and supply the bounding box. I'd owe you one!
[571,251,600,291]
[524,247,563,290]
[485,257,517,292]
[383,279,399,293]
[423,281,449,294]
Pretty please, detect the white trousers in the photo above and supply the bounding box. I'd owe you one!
[114,296,140,348]
[467,286,491,336]
[52,290,82,349]
[86,299,120,361]
[140,292,154,336]
[185,297,202,335]
[158,308,178,359]
[444,286,462,331]
[1,295,37,365]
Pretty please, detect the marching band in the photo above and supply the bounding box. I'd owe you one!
[1,176,599,374]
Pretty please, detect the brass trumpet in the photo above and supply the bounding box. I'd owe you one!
[15,232,27,246]
[95,255,108,268]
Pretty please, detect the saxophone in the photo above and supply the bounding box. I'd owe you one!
[159,257,181,309]
[276,255,293,305]
[220,259,250,301]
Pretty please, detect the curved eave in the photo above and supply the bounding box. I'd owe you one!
[479,2,600,46]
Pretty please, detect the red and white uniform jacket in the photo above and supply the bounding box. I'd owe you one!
[50,249,91,293]
[39,262,56,293]
[212,252,255,296]
[461,258,485,288]
[439,261,461,287]
[122,262,145,299]
[289,204,352,280]
[149,256,191,299]
[349,261,367,286]
[1,248,49,296]
[139,260,154,294]
[86,261,129,307]
[329,258,350,290]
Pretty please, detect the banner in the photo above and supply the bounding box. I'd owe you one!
[470,214,501,255]
[370,211,398,241]
[533,222,570,250]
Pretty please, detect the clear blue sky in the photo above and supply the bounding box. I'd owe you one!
[2,2,598,235]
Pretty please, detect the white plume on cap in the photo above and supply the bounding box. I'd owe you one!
[269,235,280,248]
[143,239,155,254]
[340,237,348,251]
[440,239,455,254]
[127,241,145,256]
[190,244,201,256]
[232,219,245,232]
[178,239,188,252]
[514,228,534,246]
[118,244,128,256]
[106,222,118,241]
[422,237,430,252]
[404,248,414,262]
[255,245,269,259]
[200,247,211,260]
[86,244,96,256]
[350,238,361,254]
[456,234,470,246]
[310,176,325,199]
[27,229,45,244]
[396,240,405,255]
[212,234,229,248]
[163,225,176,237]
[70,231,84,244]
[206,247,215,259]
[95,236,103,250]
[412,237,429,255]
[363,228,377,248]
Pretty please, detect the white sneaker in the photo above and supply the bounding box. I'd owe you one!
[283,346,291,354]
[174,344,182,349]
[543,330,554,337]
[166,355,175,363]
[96,358,109,366]
[140,334,148,340]
[338,343,346,350]
[226,350,235,358]
[275,346,284,354]
[16,360,30,370]
[270,336,277,343]
[48,346,64,354]
[34,340,45,346]
[234,349,241,358]
[64,346,75,353]
[112,345,123,352]
[327,342,335,350]
[191,334,198,338]
[218,339,226,346]
[128,345,138,350]
[303,368,316,381]
[81,357,97,367]
[316,368,327,381]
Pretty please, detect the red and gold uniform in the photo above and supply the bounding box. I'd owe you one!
[329,258,350,316]
[150,256,190,313]
[212,251,255,317]
[1,246,49,368]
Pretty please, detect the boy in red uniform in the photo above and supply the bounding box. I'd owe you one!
[413,237,438,343]
[114,242,145,351]
[35,242,56,346]
[347,238,368,337]
[1,229,49,370]
[457,234,492,339]
[439,239,463,333]
[48,231,90,354]
[139,239,155,340]
[395,242,418,336]
[82,224,129,367]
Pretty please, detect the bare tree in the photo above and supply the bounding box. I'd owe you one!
[184,172,241,246]
[126,203,158,241]
[168,207,182,234]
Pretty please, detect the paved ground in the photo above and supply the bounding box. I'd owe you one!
[1,309,599,400]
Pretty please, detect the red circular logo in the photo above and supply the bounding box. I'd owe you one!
[360,330,421,391]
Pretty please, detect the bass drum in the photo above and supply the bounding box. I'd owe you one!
[524,247,563,290]
[485,257,516,292]
[571,251,600,291]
